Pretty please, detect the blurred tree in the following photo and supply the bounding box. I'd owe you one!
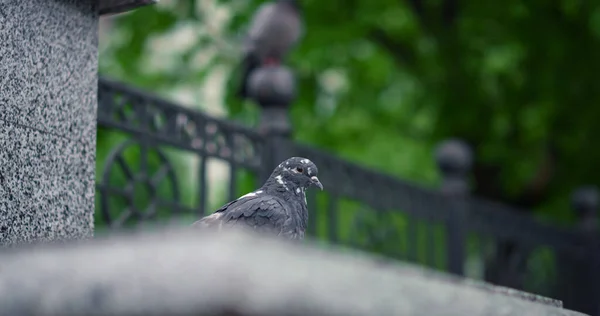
[99,0,600,224]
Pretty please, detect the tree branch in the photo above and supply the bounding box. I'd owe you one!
[442,0,459,28]
[404,0,460,30]
[367,28,416,67]
[405,0,425,23]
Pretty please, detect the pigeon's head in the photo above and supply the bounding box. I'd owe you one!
[272,157,323,191]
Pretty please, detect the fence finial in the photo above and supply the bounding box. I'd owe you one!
[434,138,473,196]
[239,0,304,138]
[248,65,296,136]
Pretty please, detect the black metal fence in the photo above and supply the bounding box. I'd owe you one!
[96,77,599,315]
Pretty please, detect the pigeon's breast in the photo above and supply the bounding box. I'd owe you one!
[286,192,309,235]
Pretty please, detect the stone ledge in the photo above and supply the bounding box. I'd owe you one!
[0,227,588,316]
[462,279,563,308]
[99,0,157,16]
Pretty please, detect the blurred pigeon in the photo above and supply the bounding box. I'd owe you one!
[193,157,322,240]
[236,0,303,99]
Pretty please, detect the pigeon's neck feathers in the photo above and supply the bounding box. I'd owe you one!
[262,172,293,194]
[261,169,309,200]
[261,170,309,231]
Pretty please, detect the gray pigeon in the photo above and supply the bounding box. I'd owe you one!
[236,0,303,99]
[193,157,322,240]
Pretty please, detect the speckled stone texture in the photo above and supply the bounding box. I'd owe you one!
[0,0,97,245]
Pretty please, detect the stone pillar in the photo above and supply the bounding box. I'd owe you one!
[0,0,153,246]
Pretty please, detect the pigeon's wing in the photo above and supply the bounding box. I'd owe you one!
[193,194,289,235]
[191,199,238,229]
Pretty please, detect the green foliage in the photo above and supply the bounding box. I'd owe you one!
[98,0,600,270]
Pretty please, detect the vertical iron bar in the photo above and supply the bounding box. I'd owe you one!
[196,113,209,217]
[327,193,338,244]
[259,139,272,185]
[307,189,317,237]
[197,156,208,216]
[407,216,418,263]
[446,198,466,276]
[139,142,148,179]
[407,191,422,263]
[227,132,237,202]
[228,165,237,202]
[426,220,437,269]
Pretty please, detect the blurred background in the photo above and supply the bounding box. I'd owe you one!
[96,0,600,314]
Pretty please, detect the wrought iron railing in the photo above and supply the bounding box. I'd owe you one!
[96,77,599,315]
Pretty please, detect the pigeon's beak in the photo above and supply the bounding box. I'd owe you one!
[310,176,323,190]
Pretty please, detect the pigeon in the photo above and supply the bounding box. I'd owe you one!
[193,157,322,240]
[236,0,304,99]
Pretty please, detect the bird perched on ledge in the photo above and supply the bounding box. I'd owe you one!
[236,0,304,100]
[193,157,323,240]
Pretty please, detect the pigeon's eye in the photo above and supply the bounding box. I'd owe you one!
[295,167,304,173]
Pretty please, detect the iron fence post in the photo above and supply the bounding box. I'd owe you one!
[572,186,599,234]
[247,65,296,183]
[435,138,473,276]
[568,186,600,315]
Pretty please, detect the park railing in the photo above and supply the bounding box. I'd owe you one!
[96,76,600,316]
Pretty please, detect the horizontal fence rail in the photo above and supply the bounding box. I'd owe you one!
[98,77,264,170]
[97,78,265,230]
[96,77,600,315]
